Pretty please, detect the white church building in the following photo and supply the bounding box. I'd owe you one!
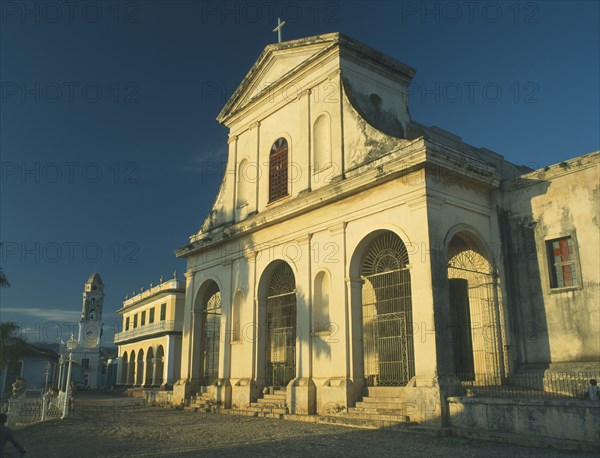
[142,33,597,427]
[57,273,105,390]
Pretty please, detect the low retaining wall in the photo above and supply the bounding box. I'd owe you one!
[143,389,174,405]
[447,396,600,444]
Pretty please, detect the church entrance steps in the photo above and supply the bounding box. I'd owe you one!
[227,389,288,418]
[184,393,216,412]
[317,387,415,428]
[256,392,286,405]
[355,400,407,410]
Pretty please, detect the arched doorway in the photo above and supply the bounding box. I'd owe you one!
[264,261,297,388]
[136,349,144,386]
[447,231,505,381]
[145,347,154,386]
[120,352,128,385]
[360,231,415,386]
[155,345,165,385]
[128,350,136,385]
[201,281,221,386]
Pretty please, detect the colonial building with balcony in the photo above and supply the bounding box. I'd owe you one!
[114,276,185,388]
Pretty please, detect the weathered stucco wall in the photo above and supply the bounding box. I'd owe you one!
[501,152,600,366]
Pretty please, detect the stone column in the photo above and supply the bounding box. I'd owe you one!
[346,276,364,384]
[231,249,258,408]
[165,335,176,385]
[174,270,195,403]
[253,121,261,211]
[287,234,316,415]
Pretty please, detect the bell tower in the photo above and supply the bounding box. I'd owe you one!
[78,272,104,349]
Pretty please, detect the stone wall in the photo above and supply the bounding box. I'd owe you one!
[447,396,600,444]
[143,389,174,406]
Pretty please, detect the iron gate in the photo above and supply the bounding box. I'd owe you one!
[361,232,415,387]
[202,286,221,386]
[447,233,505,382]
[266,263,296,387]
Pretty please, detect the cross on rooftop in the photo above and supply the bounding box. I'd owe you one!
[273,17,285,43]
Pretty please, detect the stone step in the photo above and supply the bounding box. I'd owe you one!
[318,415,413,430]
[343,411,411,422]
[261,393,287,401]
[246,405,288,415]
[190,400,213,407]
[361,396,410,404]
[355,400,407,410]
[364,387,408,398]
[226,408,285,419]
[257,397,286,405]
[224,409,258,417]
[349,406,407,417]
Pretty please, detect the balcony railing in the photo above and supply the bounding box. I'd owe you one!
[114,320,183,344]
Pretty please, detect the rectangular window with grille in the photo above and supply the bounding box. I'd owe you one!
[125,317,130,331]
[133,314,138,328]
[141,311,146,326]
[160,303,166,321]
[546,236,578,288]
[82,358,90,369]
[149,308,155,324]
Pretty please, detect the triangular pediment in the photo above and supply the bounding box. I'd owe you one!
[217,34,340,124]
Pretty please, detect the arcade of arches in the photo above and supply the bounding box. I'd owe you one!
[176,227,508,420]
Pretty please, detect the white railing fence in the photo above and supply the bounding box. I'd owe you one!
[5,392,65,426]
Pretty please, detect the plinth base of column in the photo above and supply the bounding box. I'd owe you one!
[287,378,316,415]
[204,379,231,409]
[314,377,358,415]
[172,378,197,406]
[231,378,258,408]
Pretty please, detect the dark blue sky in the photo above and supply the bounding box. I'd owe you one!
[1,1,599,346]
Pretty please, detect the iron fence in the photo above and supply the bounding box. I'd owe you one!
[443,371,600,400]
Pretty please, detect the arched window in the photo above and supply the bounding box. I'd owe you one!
[269,138,288,202]
[313,271,330,332]
[313,114,331,171]
[236,158,251,209]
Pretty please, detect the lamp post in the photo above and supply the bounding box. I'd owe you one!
[44,361,50,392]
[61,334,77,419]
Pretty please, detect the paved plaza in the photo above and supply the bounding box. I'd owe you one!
[9,393,596,457]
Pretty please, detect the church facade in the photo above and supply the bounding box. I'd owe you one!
[171,33,599,421]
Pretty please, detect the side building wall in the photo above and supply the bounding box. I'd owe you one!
[500,151,600,370]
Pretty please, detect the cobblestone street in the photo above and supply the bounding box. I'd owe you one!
[9,393,596,457]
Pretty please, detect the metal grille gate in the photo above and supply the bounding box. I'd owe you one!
[361,232,415,387]
[266,263,296,388]
[447,234,505,382]
[202,286,221,386]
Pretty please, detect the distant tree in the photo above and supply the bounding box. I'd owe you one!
[0,322,26,369]
[0,242,9,288]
